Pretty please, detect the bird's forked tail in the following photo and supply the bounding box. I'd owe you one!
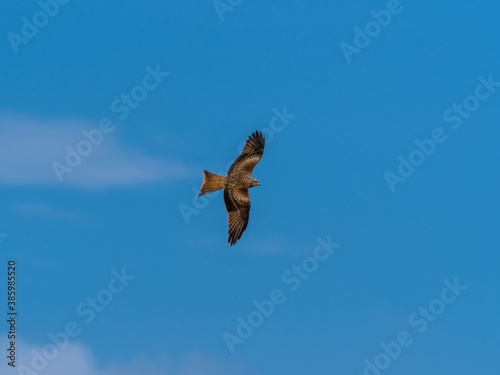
[198,170,225,197]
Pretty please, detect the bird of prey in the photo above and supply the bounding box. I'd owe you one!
[198,131,265,246]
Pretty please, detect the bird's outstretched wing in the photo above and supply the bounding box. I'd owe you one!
[228,131,265,175]
[224,187,250,246]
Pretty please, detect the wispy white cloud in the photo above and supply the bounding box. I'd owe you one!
[241,235,288,256]
[15,202,82,222]
[13,340,246,375]
[184,232,291,257]
[0,114,196,189]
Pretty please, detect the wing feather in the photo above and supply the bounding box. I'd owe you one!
[224,188,250,246]
[228,131,265,175]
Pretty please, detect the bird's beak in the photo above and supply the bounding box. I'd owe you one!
[256,181,260,186]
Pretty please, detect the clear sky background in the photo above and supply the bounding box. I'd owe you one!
[1,1,499,374]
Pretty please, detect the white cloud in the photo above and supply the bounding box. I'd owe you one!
[13,340,245,375]
[15,202,82,222]
[0,114,195,189]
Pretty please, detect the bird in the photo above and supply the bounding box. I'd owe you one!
[198,131,265,246]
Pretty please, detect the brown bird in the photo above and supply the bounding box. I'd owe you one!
[198,131,265,245]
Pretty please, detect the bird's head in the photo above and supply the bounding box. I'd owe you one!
[251,178,260,187]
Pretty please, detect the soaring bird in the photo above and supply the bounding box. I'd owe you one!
[198,131,265,246]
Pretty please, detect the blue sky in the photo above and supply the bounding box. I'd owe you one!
[1,1,499,374]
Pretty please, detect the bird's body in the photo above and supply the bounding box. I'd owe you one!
[198,131,265,246]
